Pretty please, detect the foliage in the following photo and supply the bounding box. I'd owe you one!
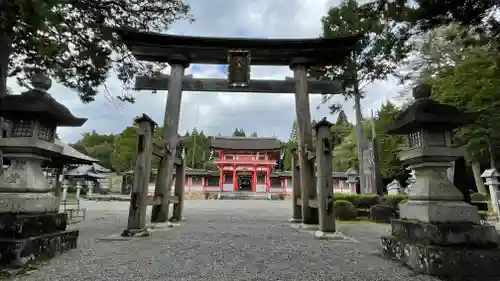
[380,194,408,208]
[110,126,136,172]
[331,102,405,179]
[372,0,499,39]
[331,110,352,146]
[374,102,405,178]
[369,204,396,222]
[334,200,358,220]
[416,25,500,163]
[69,130,116,169]
[356,194,381,209]
[182,128,213,169]
[232,128,246,137]
[1,0,192,102]
[310,0,411,110]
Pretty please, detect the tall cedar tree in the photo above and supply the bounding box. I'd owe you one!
[0,0,192,102]
[310,0,411,192]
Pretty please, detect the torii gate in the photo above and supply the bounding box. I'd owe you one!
[114,28,360,226]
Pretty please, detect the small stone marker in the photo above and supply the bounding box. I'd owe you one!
[87,181,94,199]
[481,168,500,215]
[75,181,82,201]
[61,180,69,201]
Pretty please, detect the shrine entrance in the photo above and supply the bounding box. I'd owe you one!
[114,28,359,227]
[238,172,252,191]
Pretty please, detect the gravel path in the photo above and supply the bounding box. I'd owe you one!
[13,200,440,281]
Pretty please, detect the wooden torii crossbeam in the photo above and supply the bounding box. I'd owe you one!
[136,75,342,94]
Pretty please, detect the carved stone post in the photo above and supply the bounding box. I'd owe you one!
[315,118,335,234]
[482,169,500,215]
[75,181,82,201]
[290,58,318,225]
[122,114,156,236]
[289,146,302,223]
[61,179,68,201]
[152,55,189,223]
[87,181,94,199]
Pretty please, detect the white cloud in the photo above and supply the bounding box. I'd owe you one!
[7,0,402,143]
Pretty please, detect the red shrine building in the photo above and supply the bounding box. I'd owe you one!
[148,136,356,196]
[155,136,357,195]
[211,136,282,193]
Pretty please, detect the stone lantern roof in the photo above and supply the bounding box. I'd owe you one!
[0,74,87,127]
[385,84,474,134]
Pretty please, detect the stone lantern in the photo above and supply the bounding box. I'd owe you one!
[381,84,500,278]
[345,167,357,194]
[0,73,87,267]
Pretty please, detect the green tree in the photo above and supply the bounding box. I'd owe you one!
[232,128,246,137]
[250,132,258,137]
[70,131,116,169]
[424,52,500,194]
[331,110,353,146]
[283,120,299,170]
[289,120,298,142]
[110,126,137,172]
[408,24,500,194]
[374,102,405,178]
[0,0,192,102]
[310,0,411,191]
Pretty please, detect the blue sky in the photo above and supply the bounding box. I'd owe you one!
[8,0,404,143]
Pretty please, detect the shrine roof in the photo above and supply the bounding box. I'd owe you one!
[211,136,281,151]
[113,28,361,66]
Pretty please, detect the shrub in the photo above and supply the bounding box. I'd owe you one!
[357,194,380,209]
[399,199,408,205]
[333,194,359,207]
[334,200,357,221]
[369,204,397,223]
[381,195,408,209]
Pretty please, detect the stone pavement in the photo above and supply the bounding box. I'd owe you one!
[11,200,442,281]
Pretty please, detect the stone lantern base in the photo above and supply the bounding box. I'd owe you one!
[0,159,79,268]
[382,219,500,277]
[0,213,79,268]
[0,212,79,267]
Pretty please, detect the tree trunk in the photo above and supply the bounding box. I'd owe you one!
[471,160,487,194]
[353,87,366,193]
[486,136,496,169]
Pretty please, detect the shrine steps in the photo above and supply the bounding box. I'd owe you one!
[217,192,284,200]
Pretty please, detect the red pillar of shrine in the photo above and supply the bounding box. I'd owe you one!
[252,166,257,192]
[233,166,237,192]
[266,167,271,192]
[219,166,224,192]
